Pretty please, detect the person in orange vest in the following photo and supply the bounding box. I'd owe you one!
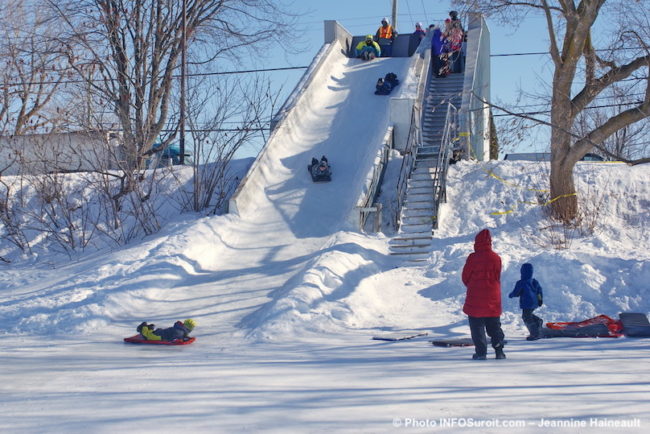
[375,17,398,57]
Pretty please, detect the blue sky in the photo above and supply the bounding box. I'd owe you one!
[249,0,555,156]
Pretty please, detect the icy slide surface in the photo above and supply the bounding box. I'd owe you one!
[233,45,411,238]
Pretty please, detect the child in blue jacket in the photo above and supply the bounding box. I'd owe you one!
[509,263,544,340]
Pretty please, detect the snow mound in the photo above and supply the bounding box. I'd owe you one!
[244,160,650,340]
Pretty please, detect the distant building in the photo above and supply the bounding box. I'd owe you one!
[0,131,124,176]
[503,152,604,162]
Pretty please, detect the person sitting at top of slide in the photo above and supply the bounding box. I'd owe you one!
[355,35,381,60]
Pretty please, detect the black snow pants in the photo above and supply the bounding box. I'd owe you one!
[468,316,506,357]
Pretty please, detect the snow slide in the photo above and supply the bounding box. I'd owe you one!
[229,40,411,238]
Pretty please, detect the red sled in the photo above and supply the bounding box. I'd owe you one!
[124,335,196,345]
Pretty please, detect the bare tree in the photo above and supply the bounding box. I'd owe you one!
[455,0,650,222]
[0,1,70,255]
[574,82,650,160]
[47,0,297,170]
[182,74,281,214]
[0,1,68,137]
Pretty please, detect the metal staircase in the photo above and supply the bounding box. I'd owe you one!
[389,72,464,262]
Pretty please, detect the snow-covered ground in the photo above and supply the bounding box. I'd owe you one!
[1,40,649,432]
[1,160,648,433]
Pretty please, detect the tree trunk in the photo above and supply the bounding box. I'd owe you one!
[549,159,577,222]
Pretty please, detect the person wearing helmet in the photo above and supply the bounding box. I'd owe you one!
[137,319,196,342]
[375,17,397,57]
[355,34,381,60]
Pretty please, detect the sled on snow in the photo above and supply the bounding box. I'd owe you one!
[619,312,650,338]
[430,337,474,347]
[308,155,331,182]
[542,314,623,338]
[372,332,428,342]
[124,335,196,345]
[374,72,400,95]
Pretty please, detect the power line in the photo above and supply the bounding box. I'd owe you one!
[0,65,310,88]
[495,91,649,110]
[492,100,647,117]
[492,46,648,57]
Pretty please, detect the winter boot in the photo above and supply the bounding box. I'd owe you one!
[525,320,540,341]
[494,342,506,359]
[472,353,487,360]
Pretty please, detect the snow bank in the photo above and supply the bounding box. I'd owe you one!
[244,160,650,340]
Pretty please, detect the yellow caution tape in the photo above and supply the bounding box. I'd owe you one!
[543,193,576,206]
[488,193,577,216]
[487,170,549,193]
[482,167,578,215]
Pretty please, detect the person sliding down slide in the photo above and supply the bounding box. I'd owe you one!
[307,155,331,182]
[375,73,399,95]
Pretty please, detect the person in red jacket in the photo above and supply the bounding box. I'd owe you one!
[462,229,506,360]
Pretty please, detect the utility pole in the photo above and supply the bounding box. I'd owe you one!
[179,0,187,165]
[391,0,398,31]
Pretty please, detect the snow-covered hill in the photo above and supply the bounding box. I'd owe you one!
[1,159,648,433]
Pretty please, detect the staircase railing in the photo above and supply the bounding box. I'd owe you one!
[431,102,458,229]
[393,104,421,228]
[357,127,392,232]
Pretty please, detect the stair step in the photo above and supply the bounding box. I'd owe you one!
[403,206,434,213]
[407,181,433,189]
[402,212,433,220]
[403,197,434,204]
[403,204,434,212]
[399,224,433,233]
[389,249,431,257]
[404,200,433,207]
[389,244,431,252]
[402,204,433,214]
[404,195,434,203]
[407,188,433,195]
[403,205,434,212]
[389,234,432,244]
[400,218,433,226]
[402,210,433,218]
[390,242,432,250]
[404,193,434,200]
[392,232,432,241]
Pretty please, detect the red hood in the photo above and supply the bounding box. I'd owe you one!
[474,229,492,252]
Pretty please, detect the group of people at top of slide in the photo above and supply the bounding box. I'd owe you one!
[354,11,465,73]
[431,11,465,76]
[354,17,397,60]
